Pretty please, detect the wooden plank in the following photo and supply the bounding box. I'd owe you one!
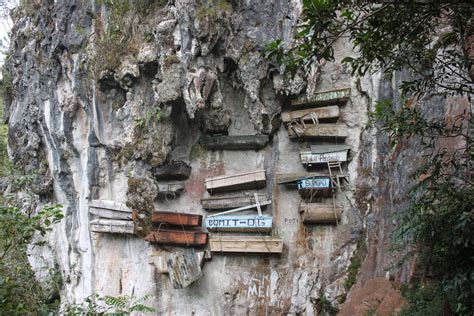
[291,88,350,107]
[288,123,348,138]
[281,105,340,123]
[89,207,132,220]
[308,144,352,154]
[205,170,266,193]
[209,236,283,254]
[90,219,134,234]
[167,249,203,289]
[201,193,268,211]
[205,215,272,232]
[206,200,271,217]
[144,229,208,246]
[89,199,130,212]
[300,149,349,166]
[152,211,202,227]
[153,161,191,181]
[200,135,270,150]
[276,172,327,184]
[299,203,342,224]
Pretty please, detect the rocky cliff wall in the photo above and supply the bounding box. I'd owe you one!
[3,0,462,314]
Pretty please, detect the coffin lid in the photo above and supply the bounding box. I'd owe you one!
[305,144,352,154]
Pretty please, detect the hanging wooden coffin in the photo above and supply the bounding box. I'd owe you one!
[281,105,340,123]
[152,211,202,227]
[291,88,351,107]
[288,123,348,138]
[201,193,267,211]
[205,170,266,194]
[144,229,208,247]
[153,161,191,181]
[297,177,334,197]
[200,135,270,150]
[89,199,132,220]
[157,183,185,199]
[167,249,203,289]
[209,236,283,254]
[276,172,327,184]
[205,215,272,233]
[149,249,207,274]
[300,145,352,167]
[89,219,134,234]
[299,203,342,224]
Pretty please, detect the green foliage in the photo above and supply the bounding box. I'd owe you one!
[344,237,366,291]
[372,100,473,314]
[265,1,473,96]
[196,0,232,21]
[400,283,446,316]
[134,107,165,130]
[64,293,156,315]
[316,295,338,316]
[0,204,64,314]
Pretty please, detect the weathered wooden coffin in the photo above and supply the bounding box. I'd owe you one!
[201,193,267,211]
[149,249,207,274]
[167,249,203,289]
[89,219,134,234]
[144,229,208,246]
[205,215,272,232]
[288,123,348,138]
[209,236,283,254]
[276,172,327,184]
[281,105,340,123]
[291,88,351,107]
[297,177,334,197]
[157,183,185,199]
[205,170,266,193]
[152,211,202,227]
[200,135,270,150]
[89,199,132,220]
[153,161,191,181]
[300,145,352,166]
[299,203,342,224]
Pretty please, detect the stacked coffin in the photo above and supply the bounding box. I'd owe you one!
[89,199,134,234]
[279,88,352,225]
[202,170,283,254]
[144,211,208,289]
[144,211,208,247]
[152,161,191,200]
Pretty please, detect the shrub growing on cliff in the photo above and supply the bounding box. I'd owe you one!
[0,204,63,314]
[265,0,473,314]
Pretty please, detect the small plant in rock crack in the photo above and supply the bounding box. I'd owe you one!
[63,293,156,315]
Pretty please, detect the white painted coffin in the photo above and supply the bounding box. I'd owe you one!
[89,219,134,234]
[89,199,132,220]
[300,145,351,166]
[205,215,272,232]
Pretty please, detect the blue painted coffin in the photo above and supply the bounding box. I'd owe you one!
[297,176,334,197]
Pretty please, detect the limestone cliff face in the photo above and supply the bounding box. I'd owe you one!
[2,1,432,314]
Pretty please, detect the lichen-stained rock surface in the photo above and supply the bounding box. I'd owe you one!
[2,1,434,315]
